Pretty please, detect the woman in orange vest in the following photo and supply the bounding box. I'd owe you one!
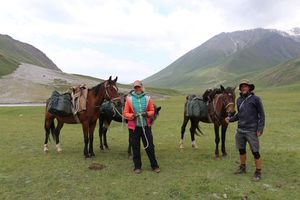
[123,80,160,174]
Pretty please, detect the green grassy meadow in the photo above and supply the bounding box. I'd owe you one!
[0,88,299,199]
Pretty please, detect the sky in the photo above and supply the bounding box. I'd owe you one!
[0,0,300,83]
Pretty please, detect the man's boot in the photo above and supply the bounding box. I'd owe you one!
[252,159,262,181]
[234,154,246,174]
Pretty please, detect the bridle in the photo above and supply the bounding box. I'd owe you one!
[211,93,235,124]
[222,93,235,114]
[104,81,120,103]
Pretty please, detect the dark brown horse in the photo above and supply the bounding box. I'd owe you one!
[180,85,236,158]
[44,76,121,158]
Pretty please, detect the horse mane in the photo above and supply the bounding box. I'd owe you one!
[90,82,105,96]
[202,88,222,101]
[225,86,235,93]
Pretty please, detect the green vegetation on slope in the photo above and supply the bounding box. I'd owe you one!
[0,34,59,74]
[0,53,19,77]
[144,28,300,89]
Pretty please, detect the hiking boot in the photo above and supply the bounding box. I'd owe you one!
[153,167,161,173]
[133,169,142,174]
[234,165,246,174]
[252,170,261,181]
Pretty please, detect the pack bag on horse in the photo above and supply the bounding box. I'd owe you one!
[44,76,121,158]
[180,85,236,159]
[98,92,161,159]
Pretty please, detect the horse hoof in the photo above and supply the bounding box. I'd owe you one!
[43,144,49,152]
[222,153,228,157]
[179,144,184,149]
[192,144,199,149]
[215,155,220,160]
[128,155,133,160]
[56,144,63,153]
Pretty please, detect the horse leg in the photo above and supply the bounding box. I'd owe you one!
[128,131,133,159]
[214,124,220,159]
[44,117,56,152]
[88,121,97,157]
[99,118,104,150]
[55,121,64,153]
[82,121,89,158]
[180,115,189,149]
[44,120,51,152]
[103,120,111,150]
[221,124,228,157]
[190,119,199,149]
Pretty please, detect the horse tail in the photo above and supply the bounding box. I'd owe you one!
[50,119,56,141]
[195,123,204,136]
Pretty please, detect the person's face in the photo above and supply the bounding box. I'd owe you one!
[240,84,250,94]
[134,86,143,94]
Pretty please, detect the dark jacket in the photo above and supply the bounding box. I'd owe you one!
[229,92,265,132]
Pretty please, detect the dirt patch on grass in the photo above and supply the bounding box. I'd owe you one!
[88,163,106,171]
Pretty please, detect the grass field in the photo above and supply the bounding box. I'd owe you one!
[0,88,299,199]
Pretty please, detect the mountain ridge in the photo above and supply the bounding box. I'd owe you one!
[143,28,300,90]
[0,34,60,76]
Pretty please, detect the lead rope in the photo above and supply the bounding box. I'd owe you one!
[138,114,149,150]
[138,97,149,150]
[111,103,126,129]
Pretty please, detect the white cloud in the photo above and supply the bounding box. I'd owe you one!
[52,48,155,83]
[0,0,300,83]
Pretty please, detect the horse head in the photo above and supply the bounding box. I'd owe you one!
[220,85,236,117]
[104,76,121,106]
[150,105,162,125]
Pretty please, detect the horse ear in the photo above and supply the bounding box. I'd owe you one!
[108,76,112,82]
[157,106,161,112]
[220,85,225,91]
[113,76,118,83]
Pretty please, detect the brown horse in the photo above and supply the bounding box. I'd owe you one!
[44,76,121,158]
[180,85,236,158]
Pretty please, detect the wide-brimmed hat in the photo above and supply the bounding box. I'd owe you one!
[239,79,255,91]
[133,80,143,88]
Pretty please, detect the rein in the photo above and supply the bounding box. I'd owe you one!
[211,93,234,124]
[94,81,120,108]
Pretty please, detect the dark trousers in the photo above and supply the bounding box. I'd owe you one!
[129,126,159,170]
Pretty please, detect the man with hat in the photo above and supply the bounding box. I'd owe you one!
[123,80,160,174]
[225,79,265,181]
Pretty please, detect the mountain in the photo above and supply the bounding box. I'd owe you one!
[143,28,300,90]
[0,34,60,76]
[253,54,300,86]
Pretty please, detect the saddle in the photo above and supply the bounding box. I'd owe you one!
[70,84,88,115]
[186,95,208,119]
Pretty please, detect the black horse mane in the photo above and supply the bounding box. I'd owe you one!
[202,86,235,101]
[202,88,222,101]
[90,82,105,96]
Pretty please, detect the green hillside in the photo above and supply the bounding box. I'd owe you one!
[144,28,300,90]
[0,53,19,76]
[254,55,300,87]
[0,34,59,77]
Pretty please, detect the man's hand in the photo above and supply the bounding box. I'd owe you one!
[225,117,230,124]
[131,113,139,119]
[257,131,263,137]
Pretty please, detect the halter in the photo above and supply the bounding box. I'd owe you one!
[211,93,235,124]
[104,81,120,103]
